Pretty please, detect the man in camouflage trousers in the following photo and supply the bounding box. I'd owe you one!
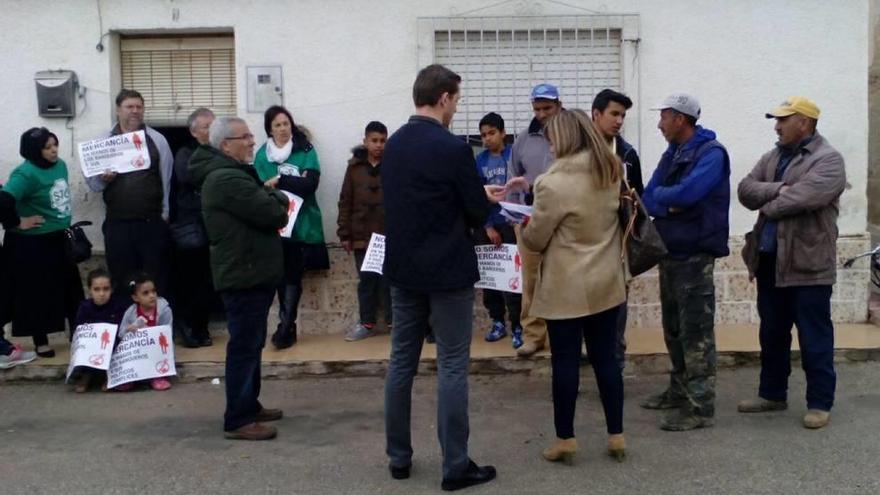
[642,94,731,431]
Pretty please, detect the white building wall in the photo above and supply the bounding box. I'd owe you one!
[0,0,870,249]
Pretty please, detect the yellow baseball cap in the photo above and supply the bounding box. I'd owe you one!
[765,96,820,120]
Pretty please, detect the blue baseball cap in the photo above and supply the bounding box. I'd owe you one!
[531,83,560,102]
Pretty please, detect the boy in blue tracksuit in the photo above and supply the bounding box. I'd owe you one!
[474,112,523,347]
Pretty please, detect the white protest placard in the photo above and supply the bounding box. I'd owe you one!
[279,190,304,238]
[65,323,117,382]
[360,233,386,274]
[474,243,523,294]
[77,131,152,178]
[498,201,533,224]
[107,325,176,389]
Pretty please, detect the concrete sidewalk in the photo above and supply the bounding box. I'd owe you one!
[3,323,879,382]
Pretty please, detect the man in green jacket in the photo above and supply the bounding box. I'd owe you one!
[189,116,289,441]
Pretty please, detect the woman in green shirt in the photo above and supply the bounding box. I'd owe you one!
[253,106,325,349]
[3,128,84,357]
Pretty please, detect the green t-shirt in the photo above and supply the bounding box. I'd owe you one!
[4,159,72,234]
[253,144,325,244]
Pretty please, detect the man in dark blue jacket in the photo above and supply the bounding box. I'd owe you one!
[641,93,730,432]
[382,64,503,491]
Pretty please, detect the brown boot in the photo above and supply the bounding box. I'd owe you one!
[542,438,578,465]
[803,410,830,429]
[224,422,277,441]
[737,398,787,413]
[255,407,283,422]
[516,342,542,358]
[607,434,626,462]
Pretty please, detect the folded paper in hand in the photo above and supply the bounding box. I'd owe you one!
[498,202,533,224]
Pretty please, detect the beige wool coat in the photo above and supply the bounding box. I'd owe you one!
[521,150,627,320]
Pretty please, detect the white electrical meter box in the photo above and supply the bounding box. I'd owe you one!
[246,66,283,113]
[35,70,78,118]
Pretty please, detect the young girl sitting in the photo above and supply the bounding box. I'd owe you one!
[117,272,174,391]
[71,268,129,393]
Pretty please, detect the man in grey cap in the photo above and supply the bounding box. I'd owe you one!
[641,93,731,431]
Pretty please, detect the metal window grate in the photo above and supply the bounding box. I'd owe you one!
[121,36,237,126]
[428,17,625,138]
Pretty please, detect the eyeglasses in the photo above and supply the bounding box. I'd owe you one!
[225,133,254,141]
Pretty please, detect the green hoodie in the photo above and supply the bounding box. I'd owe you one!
[188,145,289,291]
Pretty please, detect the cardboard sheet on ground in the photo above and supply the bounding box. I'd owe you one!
[474,243,523,294]
[279,191,304,238]
[107,325,176,388]
[77,131,152,178]
[65,323,117,382]
[360,233,386,274]
[498,201,533,224]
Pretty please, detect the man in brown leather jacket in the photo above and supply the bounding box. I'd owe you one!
[736,97,846,430]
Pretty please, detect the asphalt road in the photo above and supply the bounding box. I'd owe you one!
[1,363,879,494]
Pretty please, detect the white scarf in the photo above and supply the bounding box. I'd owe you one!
[267,137,293,164]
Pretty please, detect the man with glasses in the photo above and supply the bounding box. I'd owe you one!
[85,89,174,294]
[189,117,290,441]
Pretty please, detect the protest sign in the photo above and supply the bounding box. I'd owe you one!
[65,323,117,382]
[279,190,304,238]
[360,233,386,274]
[474,243,523,294]
[498,202,533,224]
[77,131,152,178]
[107,325,176,389]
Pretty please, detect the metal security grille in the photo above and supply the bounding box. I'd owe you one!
[120,36,236,126]
[425,16,629,138]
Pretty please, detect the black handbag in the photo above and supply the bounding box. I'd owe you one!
[619,180,667,277]
[169,219,208,250]
[64,220,93,264]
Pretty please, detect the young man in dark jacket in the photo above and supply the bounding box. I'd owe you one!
[337,121,391,341]
[189,116,289,442]
[642,93,730,432]
[382,64,503,491]
[591,89,644,371]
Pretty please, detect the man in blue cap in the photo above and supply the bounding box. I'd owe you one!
[507,83,562,357]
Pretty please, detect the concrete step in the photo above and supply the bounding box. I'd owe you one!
[3,323,879,383]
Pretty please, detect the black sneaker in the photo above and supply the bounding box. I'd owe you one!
[441,460,496,491]
[271,325,297,350]
[660,409,714,431]
[178,324,201,349]
[640,390,686,410]
[389,463,411,480]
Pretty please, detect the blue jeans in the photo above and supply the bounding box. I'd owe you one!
[547,305,624,438]
[222,287,275,431]
[385,286,474,479]
[757,254,836,411]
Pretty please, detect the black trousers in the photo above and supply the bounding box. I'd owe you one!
[353,249,391,325]
[172,245,214,336]
[103,218,170,295]
[547,305,624,438]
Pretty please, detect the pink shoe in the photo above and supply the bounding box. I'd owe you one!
[150,378,172,391]
[114,382,135,392]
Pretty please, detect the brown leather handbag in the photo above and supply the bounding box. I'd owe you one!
[619,180,667,277]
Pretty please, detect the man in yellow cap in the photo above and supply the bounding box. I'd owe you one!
[736,97,846,429]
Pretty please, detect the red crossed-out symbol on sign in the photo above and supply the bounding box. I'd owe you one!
[155,359,171,374]
[89,354,104,366]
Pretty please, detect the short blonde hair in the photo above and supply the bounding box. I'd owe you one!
[544,109,621,189]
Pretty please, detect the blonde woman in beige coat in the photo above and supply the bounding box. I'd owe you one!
[514,109,628,464]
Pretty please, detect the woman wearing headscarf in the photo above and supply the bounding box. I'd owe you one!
[516,109,628,464]
[3,127,84,357]
[253,106,325,349]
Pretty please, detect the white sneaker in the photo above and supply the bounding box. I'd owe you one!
[0,345,38,370]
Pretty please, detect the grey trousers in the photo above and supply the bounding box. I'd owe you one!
[385,286,474,479]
